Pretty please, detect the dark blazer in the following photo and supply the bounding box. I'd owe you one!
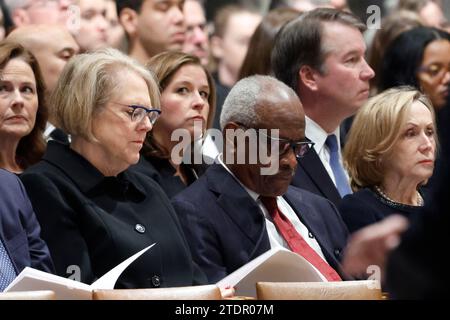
[0,169,54,275]
[171,164,349,283]
[339,188,422,234]
[20,141,206,289]
[132,156,205,199]
[291,147,342,207]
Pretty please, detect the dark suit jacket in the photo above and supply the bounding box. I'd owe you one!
[20,141,206,288]
[171,164,349,283]
[291,147,342,207]
[0,169,54,275]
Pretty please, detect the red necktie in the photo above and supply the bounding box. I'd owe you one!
[260,196,342,281]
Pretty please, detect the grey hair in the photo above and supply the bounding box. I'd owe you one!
[220,75,295,130]
[51,47,160,140]
[3,0,29,15]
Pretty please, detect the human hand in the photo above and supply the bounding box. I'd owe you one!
[341,215,409,280]
[219,286,235,299]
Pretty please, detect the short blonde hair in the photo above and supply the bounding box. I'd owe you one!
[50,48,160,140]
[343,86,437,191]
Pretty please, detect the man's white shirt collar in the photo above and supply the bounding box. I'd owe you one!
[305,116,341,152]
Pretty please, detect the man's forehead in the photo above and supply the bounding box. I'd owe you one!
[256,100,304,130]
[321,22,366,54]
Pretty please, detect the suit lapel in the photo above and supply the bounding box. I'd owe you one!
[295,148,341,204]
[205,165,268,250]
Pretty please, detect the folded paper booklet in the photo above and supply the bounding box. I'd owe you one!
[5,243,156,300]
[217,248,327,297]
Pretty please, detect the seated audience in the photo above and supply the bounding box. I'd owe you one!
[182,0,209,67]
[3,0,74,28]
[271,8,375,207]
[380,27,450,112]
[339,87,437,233]
[210,4,262,128]
[116,0,185,64]
[367,10,423,94]
[397,0,447,29]
[20,48,207,289]
[105,0,125,50]
[73,0,109,53]
[172,75,349,283]
[0,41,47,173]
[0,168,54,292]
[134,51,216,198]
[238,7,301,80]
[342,99,450,298]
[6,25,79,143]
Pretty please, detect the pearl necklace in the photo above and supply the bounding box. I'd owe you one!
[374,186,424,207]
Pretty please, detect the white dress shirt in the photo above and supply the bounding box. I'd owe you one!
[217,154,326,260]
[43,122,71,143]
[305,116,349,186]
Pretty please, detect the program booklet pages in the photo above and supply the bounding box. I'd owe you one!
[5,243,155,299]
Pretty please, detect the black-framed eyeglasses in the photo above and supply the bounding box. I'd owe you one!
[259,130,315,159]
[112,102,161,124]
[236,124,314,159]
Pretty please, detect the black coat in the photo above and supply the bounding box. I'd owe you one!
[132,156,204,199]
[20,141,206,288]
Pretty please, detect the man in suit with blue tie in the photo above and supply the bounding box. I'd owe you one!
[0,169,53,291]
[172,75,349,283]
[272,8,375,207]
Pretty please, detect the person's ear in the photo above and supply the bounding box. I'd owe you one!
[299,65,320,91]
[119,8,139,38]
[11,9,30,27]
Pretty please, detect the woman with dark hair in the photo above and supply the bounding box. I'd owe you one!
[0,41,48,173]
[379,26,450,111]
[367,10,423,94]
[238,7,301,80]
[134,51,216,198]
